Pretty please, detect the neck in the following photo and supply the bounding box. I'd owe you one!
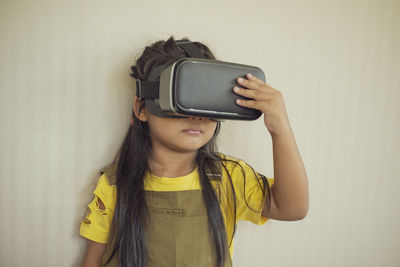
[148,146,197,178]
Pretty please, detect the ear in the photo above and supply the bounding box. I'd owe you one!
[133,96,149,121]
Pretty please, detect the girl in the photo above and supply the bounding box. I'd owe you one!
[79,36,309,267]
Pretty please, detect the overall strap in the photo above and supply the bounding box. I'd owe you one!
[203,158,223,182]
[99,162,118,185]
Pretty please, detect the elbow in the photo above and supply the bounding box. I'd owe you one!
[296,196,309,220]
[278,207,309,221]
[288,204,309,221]
[297,210,308,220]
[295,206,309,221]
[286,210,308,221]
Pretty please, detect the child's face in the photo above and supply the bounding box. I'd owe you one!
[134,97,218,153]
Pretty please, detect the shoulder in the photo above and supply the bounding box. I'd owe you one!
[216,152,242,164]
[98,162,118,186]
[91,162,117,207]
[217,153,250,172]
[218,153,271,181]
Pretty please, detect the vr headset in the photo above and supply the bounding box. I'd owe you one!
[136,40,266,120]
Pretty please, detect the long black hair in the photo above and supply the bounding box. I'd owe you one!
[103,36,272,267]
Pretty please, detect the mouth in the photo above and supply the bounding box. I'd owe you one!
[182,127,203,135]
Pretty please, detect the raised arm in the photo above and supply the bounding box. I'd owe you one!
[233,73,309,221]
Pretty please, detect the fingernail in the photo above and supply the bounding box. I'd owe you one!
[247,73,252,77]
[238,77,243,82]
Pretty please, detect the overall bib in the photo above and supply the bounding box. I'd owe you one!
[99,165,233,267]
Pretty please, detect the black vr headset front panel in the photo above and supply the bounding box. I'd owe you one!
[167,58,264,120]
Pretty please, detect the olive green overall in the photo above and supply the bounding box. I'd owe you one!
[99,164,233,267]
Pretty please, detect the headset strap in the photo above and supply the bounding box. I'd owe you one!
[136,79,159,100]
[176,40,204,58]
[136,40,204,99]
[136,63,166,99]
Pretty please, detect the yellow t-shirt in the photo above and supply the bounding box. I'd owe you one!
[79,154,274,260]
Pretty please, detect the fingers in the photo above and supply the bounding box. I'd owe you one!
[245,73,265,85]
[240,73,272,87]
[236,98,257,107]
[237,76,264,91]
[234,86,267,111]
[235,72,277,97]
[233,73,285,118]
[234,86,262,100]
[233,82,271,101]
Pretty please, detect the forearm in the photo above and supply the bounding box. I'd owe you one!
[81,240,106,267]
[270,130,309,219]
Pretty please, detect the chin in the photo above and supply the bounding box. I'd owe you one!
[176,141,208,152]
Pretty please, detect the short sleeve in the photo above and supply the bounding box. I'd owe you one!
[79,173,116,244]
[230,160,274,225]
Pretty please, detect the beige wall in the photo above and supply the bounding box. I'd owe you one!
[1,0,399,266]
